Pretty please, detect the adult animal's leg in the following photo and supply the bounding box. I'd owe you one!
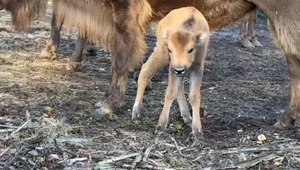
[40,10,62,60]
[66,34,87,72]
[97,0,148,115]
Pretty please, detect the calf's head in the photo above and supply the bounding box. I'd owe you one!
[163,28,207,77]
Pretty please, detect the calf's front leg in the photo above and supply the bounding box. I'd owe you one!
[132,46,168,119]
[156,68,182,132]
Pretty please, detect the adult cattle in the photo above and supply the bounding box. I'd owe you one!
[43,0,300,138]
[0,0,47,31]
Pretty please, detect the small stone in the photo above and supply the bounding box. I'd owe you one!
[257,134,267,142]
[274,161,283,166]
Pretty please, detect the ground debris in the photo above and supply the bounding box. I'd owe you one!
[1,5,299,170]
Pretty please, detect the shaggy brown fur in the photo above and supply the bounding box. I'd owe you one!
[0,0,47,31]
[249,0,300,137]
[49,0,255,114]
[49,0,300,138]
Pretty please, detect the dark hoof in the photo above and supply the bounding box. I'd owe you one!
[94,108,117,120]
[294,126,300,139]
[95,100,113,114]
[274,120,292,130]
[66,60,83,72]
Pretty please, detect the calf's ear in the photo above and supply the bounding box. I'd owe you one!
[163,27,174,44]
[195,31,209,46]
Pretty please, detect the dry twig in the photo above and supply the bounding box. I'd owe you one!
[0,146,12,157]
[95,152,139,165]
[5,119,31,141]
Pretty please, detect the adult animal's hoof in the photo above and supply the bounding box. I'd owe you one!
[66,60,83,72]
[274,120,293,130]
[294,126,300,139]
[40,46,57,60]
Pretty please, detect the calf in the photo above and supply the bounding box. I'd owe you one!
[132,7,210,138]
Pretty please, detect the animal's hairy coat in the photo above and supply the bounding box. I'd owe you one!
[0,0,47,31]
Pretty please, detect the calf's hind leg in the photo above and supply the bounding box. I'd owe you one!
[240,21,254,48]
[248,9,262,47]
[132,46,168,119]
[177,85,192,125]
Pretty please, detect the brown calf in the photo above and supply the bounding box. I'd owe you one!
[132,7,210,138]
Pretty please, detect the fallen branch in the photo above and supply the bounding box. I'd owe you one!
[170,136,182,155]
[197,144,300,156]
[5,119,31,141]
[131,150,143,168]
[0,146,12,157]
[0,129,14,133]
[143,143,155,162]
[225,153,279,169]
[95,153,139,165]
[0,125,20,129]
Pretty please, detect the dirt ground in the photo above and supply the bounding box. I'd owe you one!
[1,4,300,170]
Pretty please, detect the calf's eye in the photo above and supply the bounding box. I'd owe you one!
[188,48,194,54]
[168,48,172,53]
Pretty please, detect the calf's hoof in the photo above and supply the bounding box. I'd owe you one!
[155,121,168,134]
[251,38,263,47]
[192,128,204,139]
[242,39,255,48]
[182,115,192,126]
[66,60,83,72]
[132,103,142,120]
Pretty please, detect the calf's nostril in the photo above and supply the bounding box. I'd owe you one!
[173,68,186,75]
